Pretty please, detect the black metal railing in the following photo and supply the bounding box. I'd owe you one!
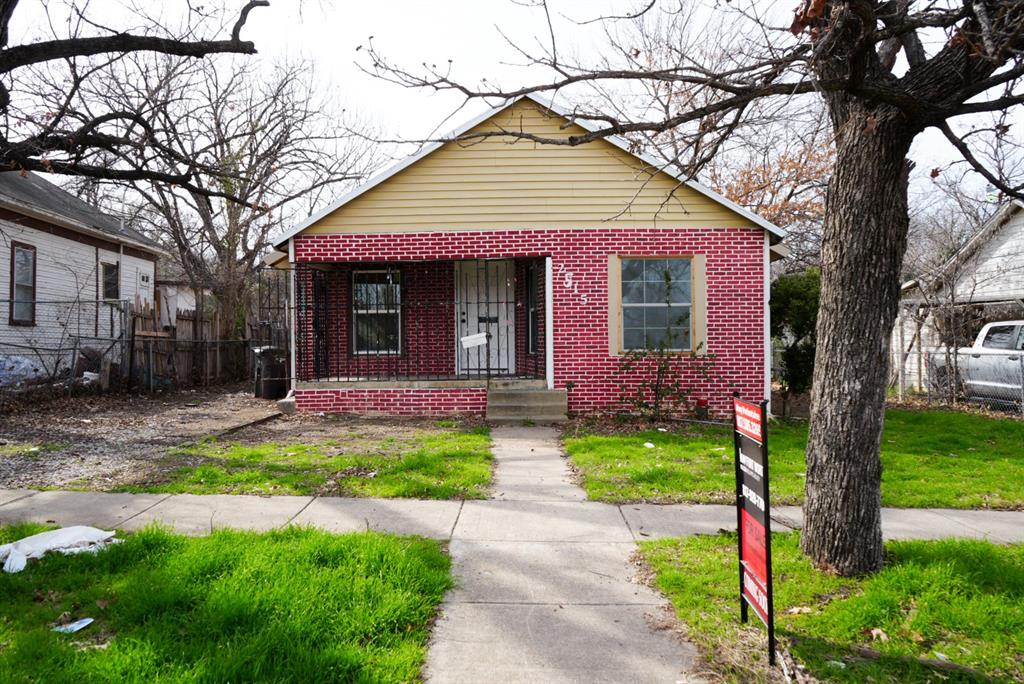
[294,260,546,382]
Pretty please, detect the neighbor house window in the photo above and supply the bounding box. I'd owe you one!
[526,264,538,354]
[10,242,36,325]
[102,262,120,300]
[352,269,401,354]
[620,258,692,351]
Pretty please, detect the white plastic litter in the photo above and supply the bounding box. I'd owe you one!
[643,442,656,449]
[0,526,120,573]
[460,332,488,349]
[53,617,94,634]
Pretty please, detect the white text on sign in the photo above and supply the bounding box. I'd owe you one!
[742,483,764,513]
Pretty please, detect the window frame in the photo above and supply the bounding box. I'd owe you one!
[9,241,37,326]
[618,256,694,353]
[351,268,402,356]
[981,324,1017,350]
[101,261,120,301]
[525,263,538,355]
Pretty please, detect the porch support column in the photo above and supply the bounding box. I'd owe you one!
[544,256,554,390]
[288,238,297,393]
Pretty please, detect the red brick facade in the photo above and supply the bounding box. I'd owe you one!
[292,226,766,418]
[295,386,487,415]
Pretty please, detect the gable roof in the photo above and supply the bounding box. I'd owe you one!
[0,171,162,254]
[902,198,1024,295]
[274,93,786,249]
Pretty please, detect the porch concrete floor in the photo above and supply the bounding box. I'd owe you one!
[3,428,1024,682]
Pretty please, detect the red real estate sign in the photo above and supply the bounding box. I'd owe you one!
[734,398,764,444]
[733,396,775,666]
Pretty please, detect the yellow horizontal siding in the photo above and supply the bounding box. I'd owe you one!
[303,100,754,234]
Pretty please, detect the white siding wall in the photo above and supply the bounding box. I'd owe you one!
[1,219,156,378]
[1,218,99,305]
[953,211,1024,301]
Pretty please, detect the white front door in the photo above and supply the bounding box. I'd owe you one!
[455,260,515,375]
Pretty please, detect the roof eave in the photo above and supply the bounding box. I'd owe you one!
[0,196,166,256]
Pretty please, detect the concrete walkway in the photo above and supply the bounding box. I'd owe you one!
[424,426,702,683]
[3,427,1024,682]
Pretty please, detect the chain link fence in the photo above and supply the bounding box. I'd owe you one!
[890,346,1024,415]
[2,298,292,406]
[1,299,129,400]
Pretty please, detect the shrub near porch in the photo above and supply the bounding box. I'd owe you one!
[116,419,492,500]
[564,409,1024,509]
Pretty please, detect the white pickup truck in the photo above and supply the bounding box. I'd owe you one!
[927,321,1024,404]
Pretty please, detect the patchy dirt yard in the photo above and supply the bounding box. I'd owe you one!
[121,414,492,498]
[0,388,491,499]
[0,386,278,489]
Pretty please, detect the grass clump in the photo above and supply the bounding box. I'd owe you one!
[641,533,1024,683]
[118,427,493,499]
[0,523,451,683]
[565,409,1024,509]
[0,441,64,459]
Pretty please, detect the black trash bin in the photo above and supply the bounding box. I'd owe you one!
[253,346,288,400]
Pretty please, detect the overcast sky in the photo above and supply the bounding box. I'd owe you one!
[241,0,1006,200]
[14,1,1015,201]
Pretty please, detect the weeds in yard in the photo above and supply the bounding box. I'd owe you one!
[116,426,493,499]
[641,533,1024,683]
[565,409,1024,509]
[0,442,65,460]
[0,524,452,683]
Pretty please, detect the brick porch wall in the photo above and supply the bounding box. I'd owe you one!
[295,387,487,415]
[293,227,765,418]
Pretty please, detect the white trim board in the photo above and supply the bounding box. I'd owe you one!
[272,93,787,249]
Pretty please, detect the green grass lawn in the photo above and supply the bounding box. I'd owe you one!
[0,522,451,683]
[565,409,1024,509]
[116,426,493,499]
[642,533,1024,683]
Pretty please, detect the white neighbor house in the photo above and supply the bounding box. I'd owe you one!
[0,171,163,385]
[893,199,1024,390]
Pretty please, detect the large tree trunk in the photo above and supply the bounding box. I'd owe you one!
[801,109,914,576]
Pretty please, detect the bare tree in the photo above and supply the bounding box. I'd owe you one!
[706,124,832,272]
[87,55,375,338]
[0,0,268,193]
[364,0,1024,575]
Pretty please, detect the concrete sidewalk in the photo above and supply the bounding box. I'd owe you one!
[1,488,1022,544]
[3,428,1024,683]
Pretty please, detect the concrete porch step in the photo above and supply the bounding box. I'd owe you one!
[486,388,568,423]
[487,378,547,390]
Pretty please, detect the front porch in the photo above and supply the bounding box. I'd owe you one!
[294,258,551,386]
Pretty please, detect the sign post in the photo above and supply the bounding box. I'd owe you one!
[733,394,775,666]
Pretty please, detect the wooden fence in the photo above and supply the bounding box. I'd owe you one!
[128,302,249,390]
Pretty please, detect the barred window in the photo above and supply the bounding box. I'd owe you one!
[352,270,401,354]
